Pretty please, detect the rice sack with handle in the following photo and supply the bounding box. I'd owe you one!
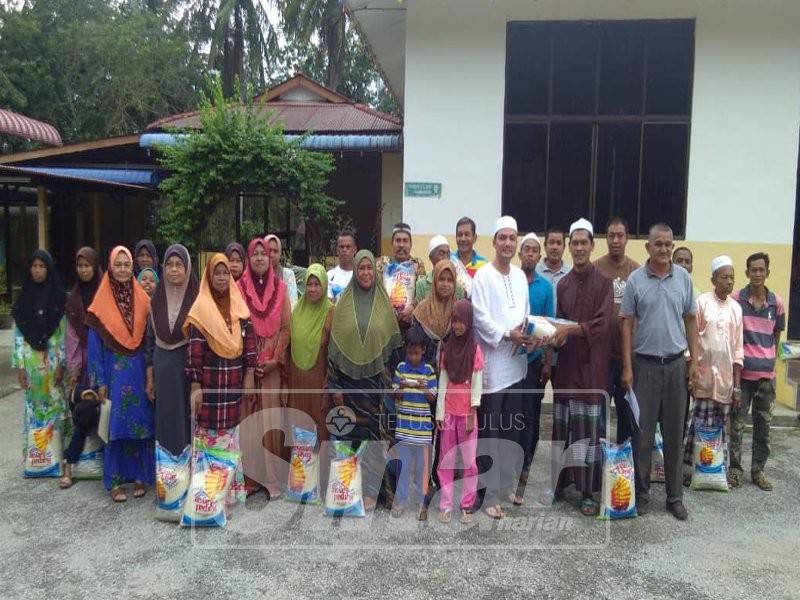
[598,439,637,520]
[325,441,366,518]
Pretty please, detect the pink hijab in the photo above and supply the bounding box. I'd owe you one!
[237,237,286,338]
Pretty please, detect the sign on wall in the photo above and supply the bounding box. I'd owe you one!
[404,182,442,198]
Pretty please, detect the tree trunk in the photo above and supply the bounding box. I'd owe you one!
[323,0,345,90]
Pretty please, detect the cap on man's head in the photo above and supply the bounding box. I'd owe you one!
[520,232,541,248]
[711,255,733,275]
[569,217,594,237]
[428,234,449,256]
[494,215,518,236]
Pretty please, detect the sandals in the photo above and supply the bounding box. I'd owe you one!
[508,492,524,507]
[418,506,428,521]
[483,505,505,520]
[111,487,128,503]
[460,509,474,525]
[438,510,452,524]
[727,470,741,488]
[580,497,599,517]
[132,483,146,498]
[391,507,405,519]
[363,497,377,511]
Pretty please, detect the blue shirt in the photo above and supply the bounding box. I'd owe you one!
[527,272,555,363]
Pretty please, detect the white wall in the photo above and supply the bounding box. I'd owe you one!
[402,0,800,242]
[380,152,404,241]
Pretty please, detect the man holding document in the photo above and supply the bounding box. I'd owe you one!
[620,223,699,521]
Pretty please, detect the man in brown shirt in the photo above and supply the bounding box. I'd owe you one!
[593,217,640,443]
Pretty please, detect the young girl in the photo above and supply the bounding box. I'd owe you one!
[435,299,483,524]
[137,267,159,298]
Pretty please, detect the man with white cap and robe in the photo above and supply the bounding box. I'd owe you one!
[511,231,555,505]
[548,218,613,516]
[415,234,465,303]
[471,215,532,519]
[682,255,743,487]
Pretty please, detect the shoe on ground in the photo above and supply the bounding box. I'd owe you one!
[751,470,773,491]
[636,499,649,516]
[667,501,688,521]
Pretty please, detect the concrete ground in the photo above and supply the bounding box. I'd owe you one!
[1,387,798,600]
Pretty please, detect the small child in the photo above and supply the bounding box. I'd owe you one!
[436,299,483,525]
[60,384,102,489]
[391,326,437,520]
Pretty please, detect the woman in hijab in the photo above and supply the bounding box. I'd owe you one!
[137,267,159,298]
[12,249,68,476]
[265,234,299,308]
[412,260,458,368]
[144,245,198,457]
[238,237,291,498]
[328,250,403,510]
[184,253,256,507]
[133,239,158,276]
[225,242,246,282]
[287,264,334,483]
[65,247,102,387]
[86,246,153,503]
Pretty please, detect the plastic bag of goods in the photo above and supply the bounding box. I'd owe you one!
[155,443,192,522]
[24,418,63,478]
[383,261,416,312]
[325,441,366,517]
[690,425,729,492]
[598,439,637,520]
[180,444,238,527]
[72,435,104,480]
[650,424,665,483]
[287,427,320,504]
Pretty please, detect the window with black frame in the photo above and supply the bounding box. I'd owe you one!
[502,20,694,235]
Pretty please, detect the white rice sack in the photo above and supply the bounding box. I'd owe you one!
[598,439,637,520]
[72,435,104,480]
[24,419,63,478]
[155,443,192,522]
[324,441,365,518]
[286,427,320,504]
[650,424,665,483]
[383,261,416,311]
[180,446,237,528]
[690,425,729,492]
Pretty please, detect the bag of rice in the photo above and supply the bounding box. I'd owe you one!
[180,445,238,527]
[598,439,637,520]
[24,418,63,478]
[155,443,192,522]
[690,425,729,492]
[650,424,665,483]
[72,435,104,480]
[383,261,416,312]
[286,427,320,504]
[325,441,366,518]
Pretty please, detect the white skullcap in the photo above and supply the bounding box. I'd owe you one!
[520,232,541,248]
[494,215,518,235]
[428,234,449,256]
[711,255,733,274]
[569,217,594,236]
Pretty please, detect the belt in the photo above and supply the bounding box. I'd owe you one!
[635,352,684,365]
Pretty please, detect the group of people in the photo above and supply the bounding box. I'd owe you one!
[11,213,783,523]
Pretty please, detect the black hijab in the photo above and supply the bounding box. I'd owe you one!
[65,247,102,346]
[12,249,67,351]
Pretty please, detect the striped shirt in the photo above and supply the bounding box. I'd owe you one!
[392,361,437,444]
[731,287,785,381]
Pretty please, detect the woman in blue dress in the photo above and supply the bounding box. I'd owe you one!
[86,245,154,502]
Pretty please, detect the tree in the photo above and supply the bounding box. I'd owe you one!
[155,78,338,254]
[281,0,345,90]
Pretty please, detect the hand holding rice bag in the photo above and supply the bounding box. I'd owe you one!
[180,444,238,528]
[286,427,320,504]
[24,418,63,478]
[325,441,366,518]
[598,439,637,520]
[155,443,192,522]
[690,425,729,492]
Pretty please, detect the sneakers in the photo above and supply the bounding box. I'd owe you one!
[751,470,773,491]
[667,501,688,521]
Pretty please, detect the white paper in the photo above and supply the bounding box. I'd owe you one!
[625,388,641,428]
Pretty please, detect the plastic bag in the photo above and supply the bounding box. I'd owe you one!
[24,419,62,478]
[598,439,637,520]
[650,424,665,483]
[325,441,366,517]
[286,427,320,504]
[180,444,238,527]
[690,425,729,492]
[155,443,192,522]
[383,261,416,311]
[72,435,104,480]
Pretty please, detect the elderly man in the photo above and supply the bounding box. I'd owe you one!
[381,222,419,326]
[594,217,640,443]
[548,218,613,516]
[620,223,699,521]
[682,255,743,487]
[452,216,488,277]
[471,215,532,519]
[415,234,465,303]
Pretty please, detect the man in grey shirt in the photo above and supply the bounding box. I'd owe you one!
[620,223,699,521]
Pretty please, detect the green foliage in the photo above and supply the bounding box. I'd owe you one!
[155,78,338,253]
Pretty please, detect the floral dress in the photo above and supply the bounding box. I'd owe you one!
[88,328,155,490]
[12,318,69,461]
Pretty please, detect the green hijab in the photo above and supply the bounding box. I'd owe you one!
[329,250,402,379]
[290,264,333,371]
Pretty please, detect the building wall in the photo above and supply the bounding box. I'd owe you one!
[380,152,404,243]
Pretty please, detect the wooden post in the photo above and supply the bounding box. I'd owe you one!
[36,185,47,250]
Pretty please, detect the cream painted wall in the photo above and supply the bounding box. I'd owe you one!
[380,152,404,240]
